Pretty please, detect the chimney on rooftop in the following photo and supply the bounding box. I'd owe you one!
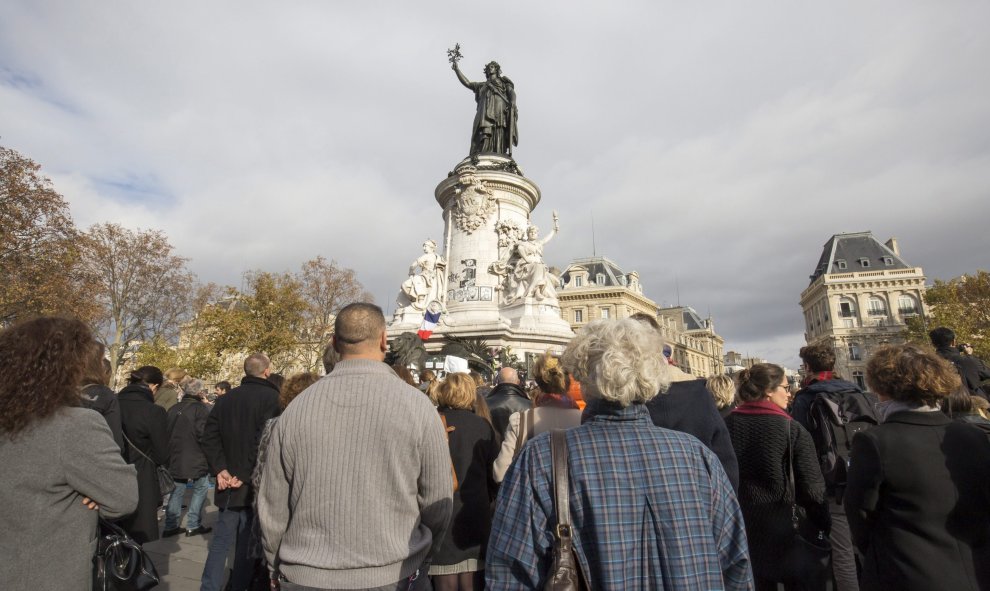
[885,237,900,256]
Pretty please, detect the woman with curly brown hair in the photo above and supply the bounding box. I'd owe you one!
[117,364,169,544]
[0,317,138,591]
[845,344,990,591]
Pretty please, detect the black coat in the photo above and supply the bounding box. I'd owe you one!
[201,376,280,508]
[117,383,168,544]
[724,411,830,578]
[937,346,990,399]
[486,382,531,437]
[845,410,990,591]
[645,379,740,491]
[435,408,499,567]
[166,397,211,480]
[81,383,124,451]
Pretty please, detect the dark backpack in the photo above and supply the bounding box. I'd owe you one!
[807,388,878,500]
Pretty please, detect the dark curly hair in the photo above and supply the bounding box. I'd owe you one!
[866,344,960,406]
[0,317,100,439]
[799,342,836,373]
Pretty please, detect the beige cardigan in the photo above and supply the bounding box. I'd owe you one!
[493,407,583,482]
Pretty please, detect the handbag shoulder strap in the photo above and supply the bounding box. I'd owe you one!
[550,429,572,539]
[121,431,155,465]
[786,419,796,502]
[784,419,801,531]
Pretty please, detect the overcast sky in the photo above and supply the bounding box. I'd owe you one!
[3,1,988,367]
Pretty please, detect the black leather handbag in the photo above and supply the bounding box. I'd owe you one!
[544,430,589,591]
[93,517,161,591]
[773,421,832,583]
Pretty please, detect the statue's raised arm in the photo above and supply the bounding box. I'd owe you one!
[539,211,559,247]
[452,60,474,90]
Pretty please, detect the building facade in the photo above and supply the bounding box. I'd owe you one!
[799,232,927,389]
[557,256,725,378]
[657,306,725,378]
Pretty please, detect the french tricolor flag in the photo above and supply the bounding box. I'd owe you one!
[418,309,442,340]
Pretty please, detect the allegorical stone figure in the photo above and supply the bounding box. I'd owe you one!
[453,59,518,158]
[490,213,559,305]
[399,239,447,312]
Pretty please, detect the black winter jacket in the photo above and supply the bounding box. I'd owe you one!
[645,379,740,491]
[81,383,124,451]
[936,345,990,399]
[434,408,499,568]
[166,397,211,480]
[201,376,280,508]
[117,383,168,544]
[486,382,531,437]
[845,410,990,591]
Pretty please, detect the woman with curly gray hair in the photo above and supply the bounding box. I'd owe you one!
[486,319,752,590]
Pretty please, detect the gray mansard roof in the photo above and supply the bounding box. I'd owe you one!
[561,256,631,287]
[809,231,912,284]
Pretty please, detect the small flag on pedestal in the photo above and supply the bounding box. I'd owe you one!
[418,309,441,340]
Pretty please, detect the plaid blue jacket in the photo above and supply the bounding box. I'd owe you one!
[486,403,753,590]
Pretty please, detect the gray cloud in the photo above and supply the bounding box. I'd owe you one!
[2,0,988,368]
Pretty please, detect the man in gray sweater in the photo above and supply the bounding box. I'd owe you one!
[258,303,453,590]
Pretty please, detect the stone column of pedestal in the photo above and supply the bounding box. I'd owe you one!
[388,154,573,355]
[435,156,534,327]
[436,155,573,342]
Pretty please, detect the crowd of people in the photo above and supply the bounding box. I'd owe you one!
[1,308,989,591]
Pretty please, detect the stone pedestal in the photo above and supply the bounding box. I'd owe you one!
[388,155,573,357]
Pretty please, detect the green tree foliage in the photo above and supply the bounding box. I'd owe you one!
[0,146,98,325]
[905,271,990,359]
[134,335,180,372]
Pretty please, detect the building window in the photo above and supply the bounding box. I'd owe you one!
[574,276,583,287]
[859,258,871,268]
[848,342,862,361]
[883,257,894,266]
[574,309,583,323]
[839,300,856,318]
[867,297,887,316]
[898,294,918,315]
[596,273,606,285]
[600,308,610,319]
[836,259,847,270]
[852,371,866,390]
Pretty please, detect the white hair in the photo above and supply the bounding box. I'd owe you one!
[562,318,669,407]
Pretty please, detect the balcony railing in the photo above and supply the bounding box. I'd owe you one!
[867,309,888,316]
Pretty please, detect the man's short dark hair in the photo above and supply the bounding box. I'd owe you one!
[244,353,271,377]
[215,381,231,393]
[800,342,836,373]
[929,327,956,348]
[334,303,386,352]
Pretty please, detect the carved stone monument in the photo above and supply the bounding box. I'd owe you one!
[388,47,573,357]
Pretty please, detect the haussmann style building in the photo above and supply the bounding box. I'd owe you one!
[556,255,725,378]
[799,232,927,389]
